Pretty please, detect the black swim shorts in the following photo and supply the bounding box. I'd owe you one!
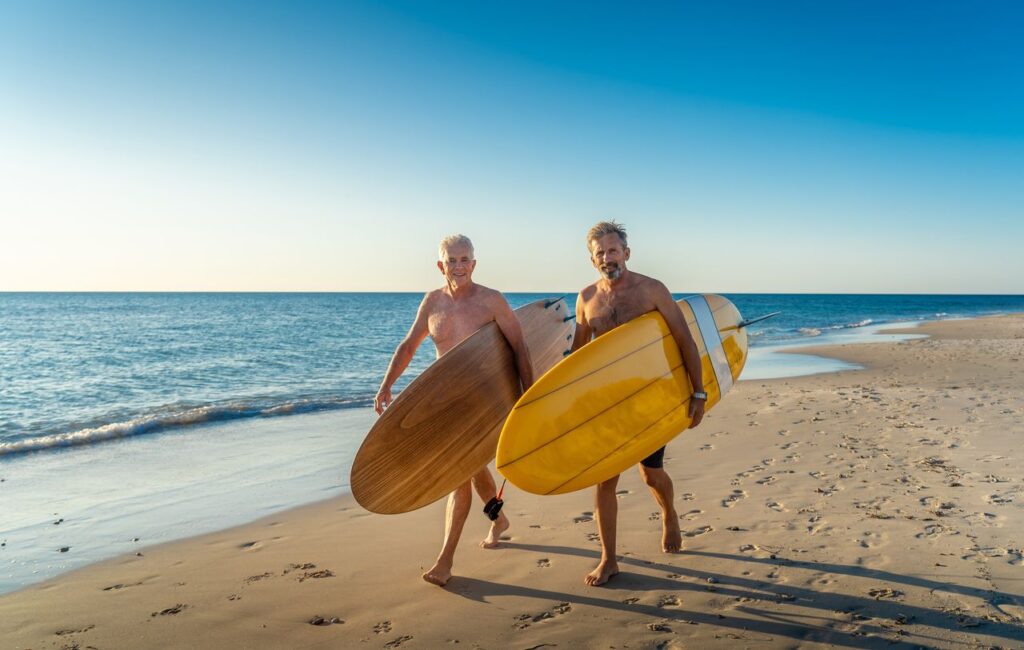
[640,446,666,469]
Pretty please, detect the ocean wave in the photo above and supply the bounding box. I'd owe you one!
[0,396,373,457]
[821,318,874,330]
[798,327,822,337]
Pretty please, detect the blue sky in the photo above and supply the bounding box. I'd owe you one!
[2,1,1021,292]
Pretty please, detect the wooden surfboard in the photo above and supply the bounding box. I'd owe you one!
[351,297,574,514]
[496,294,748,495]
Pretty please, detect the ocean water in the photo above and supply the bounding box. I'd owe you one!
[5,292,1022,458]
[2,292,1023,592]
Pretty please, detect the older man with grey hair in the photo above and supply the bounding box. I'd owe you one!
[570,220,705,587]
[374,234,534,586]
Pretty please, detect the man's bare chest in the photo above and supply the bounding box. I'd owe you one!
[428,302,494,346]
[585,294,653,335]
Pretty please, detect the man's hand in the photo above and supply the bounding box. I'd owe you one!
[374,385,392,415]
[687,396,705,429]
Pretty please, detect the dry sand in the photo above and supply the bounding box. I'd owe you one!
[2,315,1023,649]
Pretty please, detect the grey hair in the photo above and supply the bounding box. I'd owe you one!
[438,234,475,260]
[586,221,627,250]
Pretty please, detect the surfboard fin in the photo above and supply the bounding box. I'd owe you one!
[721,311,781,332]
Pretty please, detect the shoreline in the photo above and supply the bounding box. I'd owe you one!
[3,314,1023,648]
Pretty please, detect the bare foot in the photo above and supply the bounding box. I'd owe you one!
[584,560,620,587]
[422,560,452,586]
[480,513,509,549]
[662,517,682,553]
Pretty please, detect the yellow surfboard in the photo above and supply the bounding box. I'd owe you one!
[496,294,750,495]
[351,298,574,514]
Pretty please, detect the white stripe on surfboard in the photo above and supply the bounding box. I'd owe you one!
[685,295,733,397]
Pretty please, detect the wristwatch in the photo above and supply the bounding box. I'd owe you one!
[692,391,708,400]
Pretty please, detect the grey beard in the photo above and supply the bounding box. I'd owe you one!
[601,266,622,280]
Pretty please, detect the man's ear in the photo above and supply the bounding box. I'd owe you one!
[437,260,445,274]
[624,246,631,261]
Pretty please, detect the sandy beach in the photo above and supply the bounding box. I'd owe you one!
[2,315,1023,649]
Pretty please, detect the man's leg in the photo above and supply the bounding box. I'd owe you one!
[470,467,510,548]
[585,474,621,586]
[423,481,472,586]
[639,461,682,553]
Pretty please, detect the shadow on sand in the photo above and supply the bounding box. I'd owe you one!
[442,542,1022,648]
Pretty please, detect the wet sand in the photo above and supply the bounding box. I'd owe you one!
[2,315,1023,649]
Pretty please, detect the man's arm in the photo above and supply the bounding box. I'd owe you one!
[652,283,705,428]
[492,295,535,392]
[375,294,432,414]
[569,291,592,353]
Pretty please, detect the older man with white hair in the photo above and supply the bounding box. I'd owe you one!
[374,234,534,586]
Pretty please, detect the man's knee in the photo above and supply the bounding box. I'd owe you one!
[640,466,667,488]
[450,482,472,500]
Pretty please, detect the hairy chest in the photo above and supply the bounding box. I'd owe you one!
[585,294,654,336]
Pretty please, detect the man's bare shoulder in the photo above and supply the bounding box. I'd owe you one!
[628,272,670,297]
[579,282,601,302]
[420,288,449,312]
[468,284,505,304]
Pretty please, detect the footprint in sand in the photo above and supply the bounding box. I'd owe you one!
[857,531,886,548]
[151,604,187,617]
[766,501,786,512]
[536,558,551,568]
[756,475,778,485]
[699,444,714,451]
[244,572,274,585]
[722,490,747,508]
[574,512,594,523]
[585,532,600,543]
[374,621,392,634]
[622,597,640,604]
[54,625,95,636]
[868,588,903,600]
[679,509,703,520]
[616,490,632,499]
[103,581,144,591]
[308,615,343,626]
[384,636,413,648]
[684,525,713,537]
[680,493,695,501]
[986,493,1014,505]
[648,511,661,521]
[657,594,681,607]
[916,524,958,539]
[513,603,572,629]
[964,512,1001,527]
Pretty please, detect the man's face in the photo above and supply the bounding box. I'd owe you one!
[437,242,476,287]
[589,233,629,281]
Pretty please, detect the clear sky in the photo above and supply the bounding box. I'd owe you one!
[2,1,1022,293]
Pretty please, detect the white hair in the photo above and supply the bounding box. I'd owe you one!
[438,234,475,260]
